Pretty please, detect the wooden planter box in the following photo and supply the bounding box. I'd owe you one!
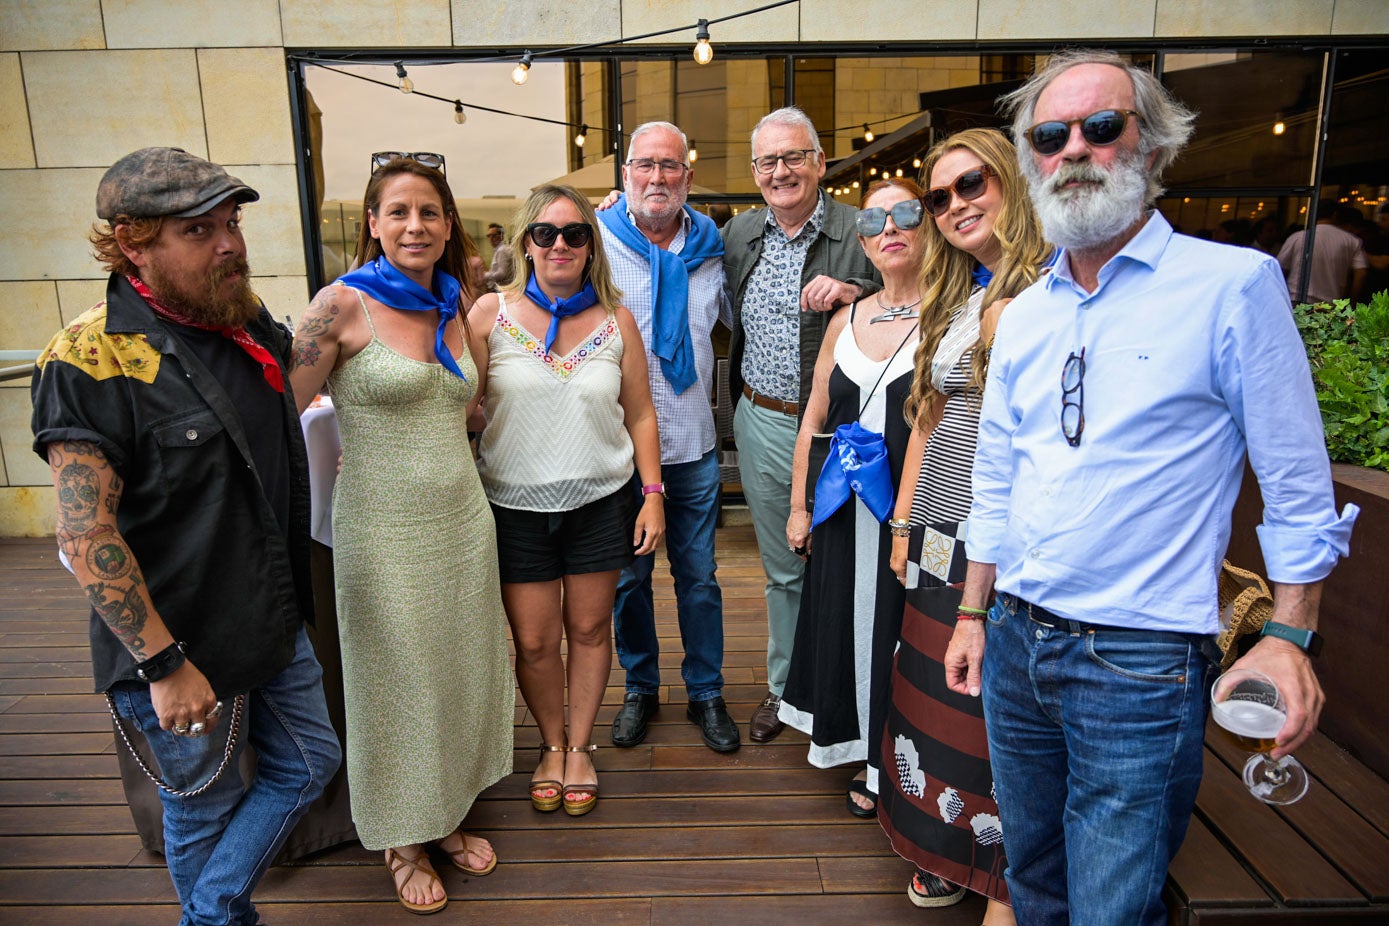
[1224,464,1389,780]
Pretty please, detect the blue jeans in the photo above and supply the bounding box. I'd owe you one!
[613,450,725,701]
[110,627,341,926]
[981,594,1215,926]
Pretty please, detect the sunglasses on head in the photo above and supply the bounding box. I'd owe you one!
[1027,110,1140,157]
[526,222,593,249]
[370,151,446,173]
[856,198,925,236]
[923,165,994,217]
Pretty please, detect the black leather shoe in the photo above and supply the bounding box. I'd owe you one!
[611,692,660,747]
[687,696,741,753]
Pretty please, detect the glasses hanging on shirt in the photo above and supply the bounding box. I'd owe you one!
[1061,347,1086,447]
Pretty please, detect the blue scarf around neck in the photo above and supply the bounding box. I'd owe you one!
[336,255,467,380]
[523,274,600,356]
[597,195,724,393]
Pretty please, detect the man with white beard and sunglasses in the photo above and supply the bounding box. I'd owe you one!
[943,51,1358,925]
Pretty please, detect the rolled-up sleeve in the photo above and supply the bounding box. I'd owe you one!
[966,339,1015,564]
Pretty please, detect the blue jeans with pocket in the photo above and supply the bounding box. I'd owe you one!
[981,593,1216,926]
[613,450,725,701]
[109,626,341,926]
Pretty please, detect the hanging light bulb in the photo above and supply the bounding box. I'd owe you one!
[895,167,903,178]
[851,180,859,189]
[574,124,588,148]
[693,19,714,65]
[394,61,413,94]
[453,101,467,125]
[868,166,877,176]
[512,51,533,86]
[912,157,922,169]
[688,139,698,163]
[863,123,874,143]
[1272,115,1286,136]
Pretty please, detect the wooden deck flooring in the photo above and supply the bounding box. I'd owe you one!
[0,526,987,924]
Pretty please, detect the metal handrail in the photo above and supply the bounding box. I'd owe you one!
[0,350,39,383]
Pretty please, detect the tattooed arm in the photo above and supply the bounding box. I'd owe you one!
[286,285,362,415]
[47,440,219,732]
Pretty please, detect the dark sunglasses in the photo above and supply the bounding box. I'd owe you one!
[1027,110,1139,157]
[856,199,925,236]
[1060,347,1086,447]
[370,151,446,173]
[922,165,994,217]
[526,222,593,249]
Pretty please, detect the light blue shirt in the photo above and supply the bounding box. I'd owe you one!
[603,209,732,465]
[967,212,1357,634]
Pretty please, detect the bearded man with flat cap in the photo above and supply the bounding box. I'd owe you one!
[31,147,341,926]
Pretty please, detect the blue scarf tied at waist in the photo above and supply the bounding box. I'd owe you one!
[523,274,600,356]
[597,195,724,393]
[336,255,467,380]
[811,421,895,530]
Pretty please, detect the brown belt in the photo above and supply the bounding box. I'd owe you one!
[742,384,799,416]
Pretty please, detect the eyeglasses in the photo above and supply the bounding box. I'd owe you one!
[856,199,925,236]
[370,151,446,173]
[626,158,689,176]
[1061,347,1085,447]
[751,148,817,175]
[526,222,593,249]
[922,165,995,217]
[1027,110,1140,157]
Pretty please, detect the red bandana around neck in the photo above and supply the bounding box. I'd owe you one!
[127,275,284,393]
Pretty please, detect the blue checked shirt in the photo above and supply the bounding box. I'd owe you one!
[603,209,732,466]
[968,212,1357,634]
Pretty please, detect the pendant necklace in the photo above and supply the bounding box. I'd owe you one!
[871,294,922,324]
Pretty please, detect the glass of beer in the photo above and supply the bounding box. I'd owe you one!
[1210,668,1309,805]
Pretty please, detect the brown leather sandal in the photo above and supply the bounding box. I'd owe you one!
[563,743,599,817]
[530,743,564,812]
[440,829,497,877]
[385,846,447,915]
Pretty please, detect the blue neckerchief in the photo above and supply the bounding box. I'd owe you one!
[597,195,724,394]
[523,275,600,355]
[972,263,994,289]
[811,421,895,530]
[336,256,466,380]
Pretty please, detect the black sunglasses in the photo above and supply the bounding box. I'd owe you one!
[856,199,925,236]
[922,165,995,217]
[1028,110,1140,157]
[526,222,593,249]
[1061,347,1086,447]
[370,151,446,173]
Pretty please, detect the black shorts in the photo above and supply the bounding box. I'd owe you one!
[491,482,639,584]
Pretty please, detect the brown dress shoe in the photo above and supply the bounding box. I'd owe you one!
[749,691,785,743]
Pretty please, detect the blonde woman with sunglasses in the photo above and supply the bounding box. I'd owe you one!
[874,128,1050,921]
[469,184,664,824]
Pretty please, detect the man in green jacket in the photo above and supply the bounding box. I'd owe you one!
[722,106,880,743]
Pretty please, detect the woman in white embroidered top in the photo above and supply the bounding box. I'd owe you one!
[470,184,664,820]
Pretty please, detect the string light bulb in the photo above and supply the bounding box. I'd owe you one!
[1273,118,1286,136]
[693,19,714,65]
[912,157,922,169]
[574,124,588,148]
[851,180,859,189]
[688,139,698,163]
[394,61,413,94]
[512,51,533,86]
[895,167,903,178]
[868,166,877,176]
[453,101,467,125]
[863,123,874,143]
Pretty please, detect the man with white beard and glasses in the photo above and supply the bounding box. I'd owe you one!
[31,147,340,926]
[943,51,1358,925]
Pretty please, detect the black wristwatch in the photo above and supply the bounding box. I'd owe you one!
[1260,621,1323,657]
[134,641,188,683]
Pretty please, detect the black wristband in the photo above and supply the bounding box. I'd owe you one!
[134,641,188,683]
[1260,621,1323,657]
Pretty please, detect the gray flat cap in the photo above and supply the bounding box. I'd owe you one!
[96,147,260,220]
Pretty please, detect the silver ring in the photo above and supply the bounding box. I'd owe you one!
[188,721,206,736]
[205,701,223,721]
[173,722,191,736]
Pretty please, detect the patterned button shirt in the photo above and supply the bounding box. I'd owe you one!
[740,194,826,402]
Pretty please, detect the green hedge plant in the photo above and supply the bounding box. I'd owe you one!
[1293,291,1389,472]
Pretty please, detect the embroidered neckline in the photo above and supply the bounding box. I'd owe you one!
[496,308,618,381]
